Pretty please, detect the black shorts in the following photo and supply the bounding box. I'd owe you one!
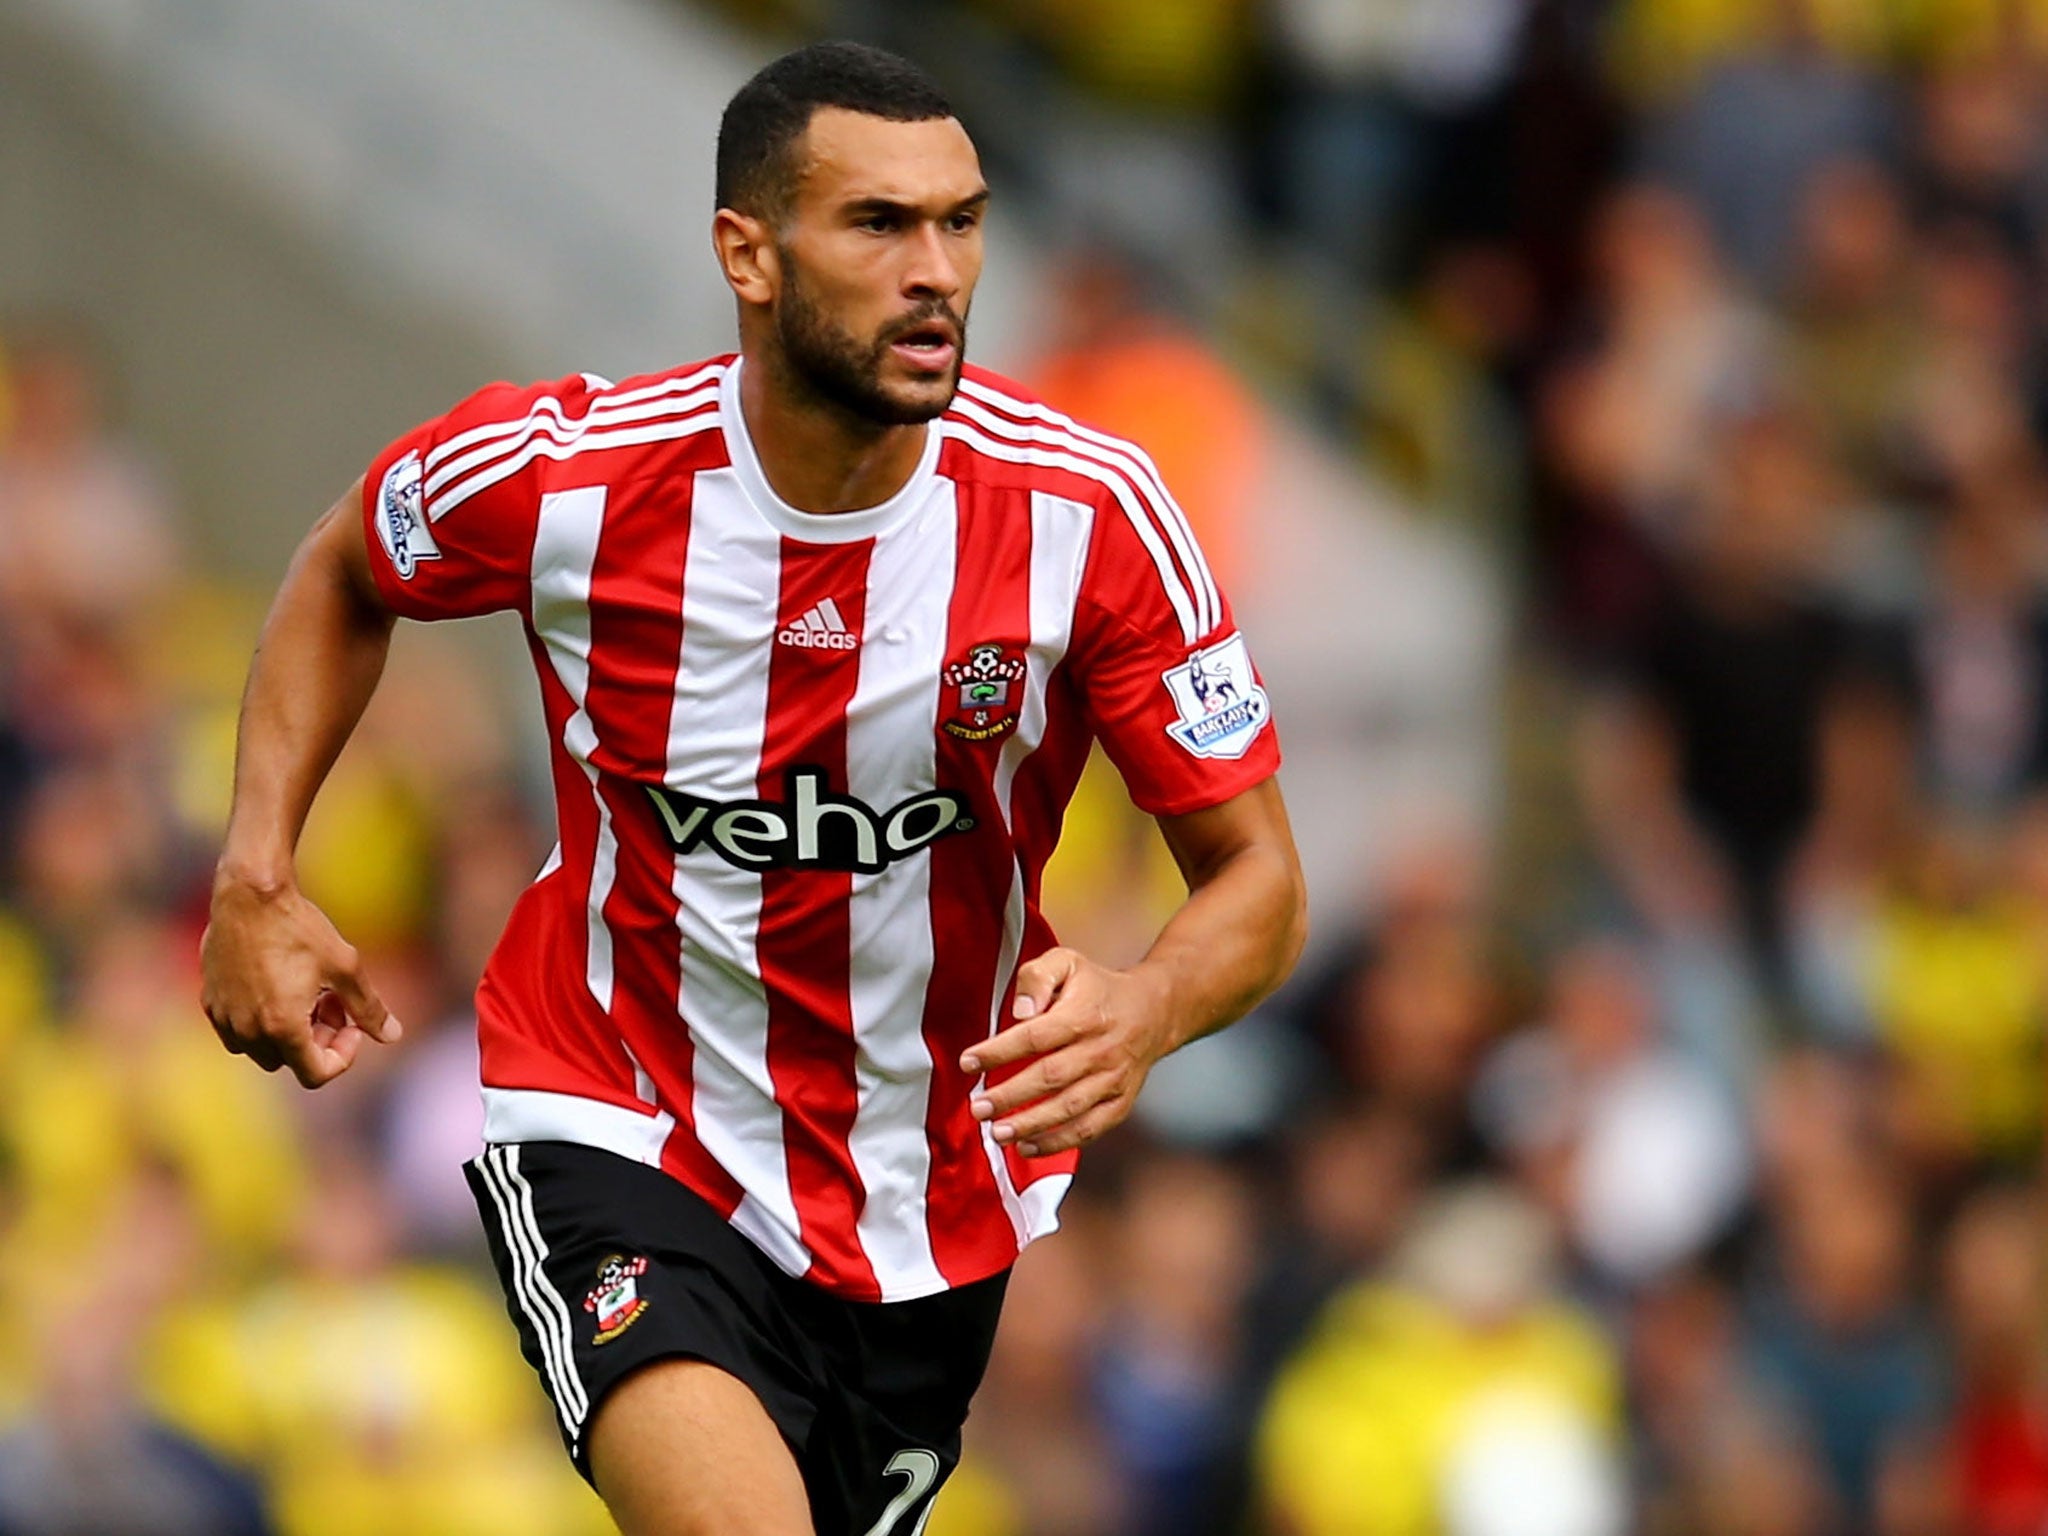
[465,1141,1008,1536]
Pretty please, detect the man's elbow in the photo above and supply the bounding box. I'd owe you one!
[1252,843,1309,997]
[1276,856,1309,983]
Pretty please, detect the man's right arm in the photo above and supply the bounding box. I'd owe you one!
[200,479,404,1087]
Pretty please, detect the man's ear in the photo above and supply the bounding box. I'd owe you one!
[713,208,780,306]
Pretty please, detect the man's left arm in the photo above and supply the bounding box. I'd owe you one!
[961,776,1307,1157]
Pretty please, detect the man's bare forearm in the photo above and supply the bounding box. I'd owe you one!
[218,484,395,890]
[1133,816,1307,1055]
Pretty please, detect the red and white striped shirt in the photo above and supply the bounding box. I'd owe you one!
[361,355,1280,1300]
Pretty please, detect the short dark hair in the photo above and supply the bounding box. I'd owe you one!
[716,41,956,221]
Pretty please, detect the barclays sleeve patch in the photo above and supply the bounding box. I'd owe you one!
[374,449,440,579]
[1162,632,1272,760]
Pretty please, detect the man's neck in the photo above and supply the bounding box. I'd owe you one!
[739,349,929,514]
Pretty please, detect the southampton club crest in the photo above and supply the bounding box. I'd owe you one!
[941,642,1026,742]
[582,1254,650,1345]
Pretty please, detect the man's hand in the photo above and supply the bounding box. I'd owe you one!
[959,779,1305,1159]
[960,947,1173,1158]
[200,873,402,1088]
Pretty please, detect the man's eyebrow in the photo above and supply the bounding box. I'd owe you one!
[841,188,991,217]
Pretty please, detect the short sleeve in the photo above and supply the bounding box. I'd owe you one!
[1071,496,1282,817]
[360,374,604,621]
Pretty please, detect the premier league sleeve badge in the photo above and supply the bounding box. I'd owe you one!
[1161,632,1272,760]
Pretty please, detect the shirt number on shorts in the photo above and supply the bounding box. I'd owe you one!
[862,1448,941,1536]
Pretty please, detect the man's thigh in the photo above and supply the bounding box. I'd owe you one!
[587,1358,813,1536]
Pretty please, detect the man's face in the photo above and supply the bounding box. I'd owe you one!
[769,108,987,426]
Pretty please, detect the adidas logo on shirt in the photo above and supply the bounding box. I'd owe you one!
[777,598,858,651]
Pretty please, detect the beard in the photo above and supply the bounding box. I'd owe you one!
[774,253,966,427]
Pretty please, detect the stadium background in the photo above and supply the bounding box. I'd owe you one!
[1,0,2045,1532]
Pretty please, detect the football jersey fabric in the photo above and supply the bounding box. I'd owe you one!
[360,354,1281,1301]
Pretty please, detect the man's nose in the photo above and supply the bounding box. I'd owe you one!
[902,223,961,300]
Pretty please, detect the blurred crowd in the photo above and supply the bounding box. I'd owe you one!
[901,3,2048,1536]
[0,327,614,1533]
[4,1,2048,1534]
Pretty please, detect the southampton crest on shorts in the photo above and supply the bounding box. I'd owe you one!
[941,642,1026,741]
[583,1254,650,1344]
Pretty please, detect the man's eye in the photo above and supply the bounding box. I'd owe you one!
[948,213,980,234]
[859,214,897,233]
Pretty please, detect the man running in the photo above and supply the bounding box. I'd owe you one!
[201,40,1305,1536]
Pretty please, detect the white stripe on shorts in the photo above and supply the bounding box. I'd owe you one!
[479,1145,590,1436]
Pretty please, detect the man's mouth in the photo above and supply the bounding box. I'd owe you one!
[888,320,959,372]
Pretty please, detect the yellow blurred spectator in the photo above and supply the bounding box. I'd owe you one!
[290,623,521,953]
[1612,0,2048,94]
[1257,1184,1625,1536]
[1890,0,2048,63]
[145,1152,612,1536]
[293,751,435,957]
[1038,750,1187,968]
[982,0,1246,110]
[1868,820,2045,1163]
[0,1168,274,1534]
[2,914,305,1289]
